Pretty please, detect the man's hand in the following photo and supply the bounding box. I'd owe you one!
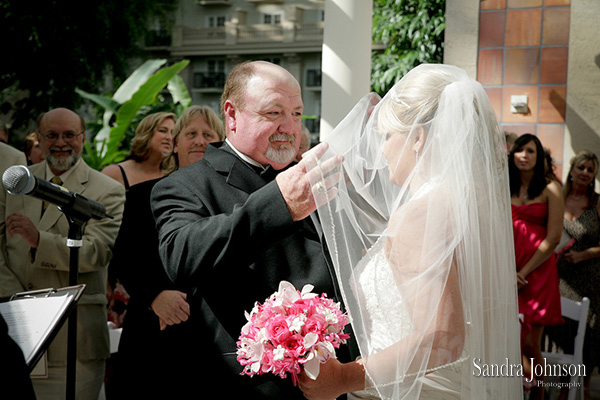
[6,212,40,248]
[151,290,190,331]
[564,250,588,265]
[276,142,343,221]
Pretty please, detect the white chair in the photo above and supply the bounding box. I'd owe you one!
[541,296,590,400]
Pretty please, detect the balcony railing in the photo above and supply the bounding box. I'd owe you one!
[238,24,284,42]
[182,27,226,44]
[245,0,284,3]
[171,21,324,50]
[295,23,323,42]
[195,0,232,5]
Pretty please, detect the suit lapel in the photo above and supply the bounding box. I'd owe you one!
[205,143,267,194]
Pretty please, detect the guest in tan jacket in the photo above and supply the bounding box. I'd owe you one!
[0,108,125,400]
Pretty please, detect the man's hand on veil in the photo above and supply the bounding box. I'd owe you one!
[367,92,381,116]
[276,142,343,221]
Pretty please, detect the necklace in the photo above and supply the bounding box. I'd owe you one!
[570,194,586,201]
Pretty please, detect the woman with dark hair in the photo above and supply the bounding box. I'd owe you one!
[102,112,176,190]
[509,133,564,399]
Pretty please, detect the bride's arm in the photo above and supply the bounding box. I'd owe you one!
[299,196,465,398]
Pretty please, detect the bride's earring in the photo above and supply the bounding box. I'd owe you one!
[415,149,420,172]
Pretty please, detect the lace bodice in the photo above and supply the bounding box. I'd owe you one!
[351,238,413,354]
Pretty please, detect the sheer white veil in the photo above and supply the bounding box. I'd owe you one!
[304,64,522,399]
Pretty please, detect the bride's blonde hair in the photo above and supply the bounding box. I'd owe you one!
[377,66,454,136]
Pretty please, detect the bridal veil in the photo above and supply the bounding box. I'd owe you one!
[304,64,522,399]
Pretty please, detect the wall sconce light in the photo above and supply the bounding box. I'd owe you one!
[510,95,529,114]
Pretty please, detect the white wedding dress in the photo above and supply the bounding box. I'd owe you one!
[348,238,468,400]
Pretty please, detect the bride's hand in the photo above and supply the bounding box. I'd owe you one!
[298,358,344,400]
[516,272,528,289]
[298,358,365,400]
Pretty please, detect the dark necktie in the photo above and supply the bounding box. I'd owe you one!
[259,165,278,182]
[42,176,63,216]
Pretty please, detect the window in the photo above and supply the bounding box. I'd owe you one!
[263,12,283,25]
[208,59,225,74]
[306,69,322,87]
[208,16,226,27]
[193,59,226,89]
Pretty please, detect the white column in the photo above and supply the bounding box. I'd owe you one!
[320,0,373,140]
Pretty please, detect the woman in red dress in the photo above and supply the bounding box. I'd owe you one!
[509,134,564,399]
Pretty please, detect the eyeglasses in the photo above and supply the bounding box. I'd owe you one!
[39,131,84,142]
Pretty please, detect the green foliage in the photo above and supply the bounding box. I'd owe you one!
[371,0,446,96]
[77,59,191,171]
[0,0,178,136]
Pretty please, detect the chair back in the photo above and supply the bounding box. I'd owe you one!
[560,296,590,365]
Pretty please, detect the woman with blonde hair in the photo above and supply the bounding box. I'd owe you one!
[548,150,600,400]
[102,111,176,190]
[165,105,225,173]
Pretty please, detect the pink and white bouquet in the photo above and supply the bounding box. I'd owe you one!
[236,281,350,385]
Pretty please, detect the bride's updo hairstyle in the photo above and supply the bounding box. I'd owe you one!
[377,66,455,137]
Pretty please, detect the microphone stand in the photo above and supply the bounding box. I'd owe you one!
[63,207,96,400]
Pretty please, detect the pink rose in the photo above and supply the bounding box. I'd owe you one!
[284,334,307,358]
[266,315,291,344]
[288,298,313,315]
[303,313,327,337]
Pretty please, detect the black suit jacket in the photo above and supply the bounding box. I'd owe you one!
[151,142,352,399]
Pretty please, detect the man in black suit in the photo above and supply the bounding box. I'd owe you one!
[151,60,351,399]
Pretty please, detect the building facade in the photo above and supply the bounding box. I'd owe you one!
[145,0,326,137]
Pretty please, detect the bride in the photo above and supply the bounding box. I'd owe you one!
[299,64,523,399]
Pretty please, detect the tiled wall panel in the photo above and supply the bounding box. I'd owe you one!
[478,1,570,170]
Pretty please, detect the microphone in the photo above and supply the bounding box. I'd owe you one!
[2,165,113,221]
